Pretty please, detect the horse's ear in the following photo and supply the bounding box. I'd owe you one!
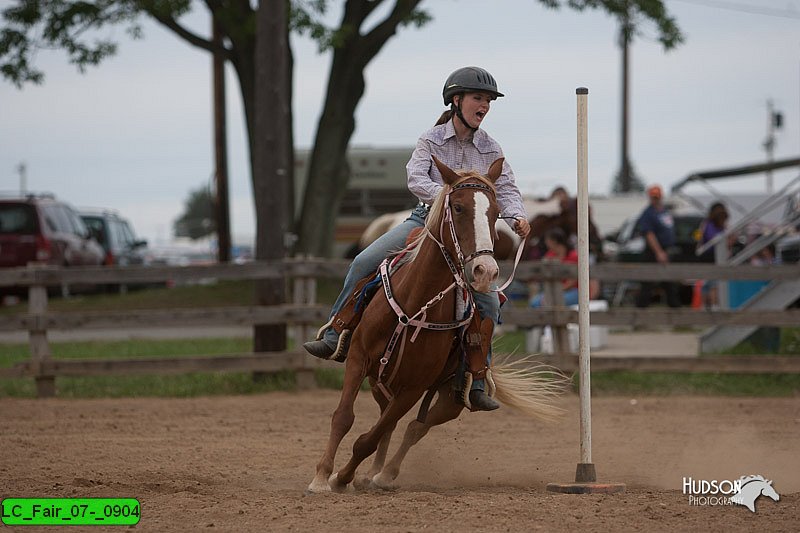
[487,158,504,184]
[432,156,460,185]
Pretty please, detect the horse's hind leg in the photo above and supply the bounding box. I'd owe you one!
[373,384,463,490]
[354,428,393,491]
[329,389,423,492]
[307,358,366,493]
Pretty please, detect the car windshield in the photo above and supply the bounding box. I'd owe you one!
[0,203,38,234]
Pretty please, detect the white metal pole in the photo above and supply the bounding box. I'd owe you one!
[575,87,594,481]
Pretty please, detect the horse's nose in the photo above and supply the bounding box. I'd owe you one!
[472,260,499,286]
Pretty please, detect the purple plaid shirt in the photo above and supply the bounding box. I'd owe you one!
[406,119,527,228]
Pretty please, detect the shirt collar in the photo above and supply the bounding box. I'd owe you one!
[445,118,474,143]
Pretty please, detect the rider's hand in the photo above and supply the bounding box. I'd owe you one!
[515,217,530,238]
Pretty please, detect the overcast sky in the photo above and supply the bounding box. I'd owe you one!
[2,0,799,244]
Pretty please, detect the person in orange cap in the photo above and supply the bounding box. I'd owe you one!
[635,184,680,308]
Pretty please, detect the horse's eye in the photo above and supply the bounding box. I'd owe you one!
[453,204,463,214]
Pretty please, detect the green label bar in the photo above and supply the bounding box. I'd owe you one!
[1,498,140,526]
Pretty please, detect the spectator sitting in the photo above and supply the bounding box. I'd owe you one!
[529,227,599,307]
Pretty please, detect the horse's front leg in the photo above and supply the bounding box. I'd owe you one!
[306,357,367,494]
[329,389,423,493]
[354,388,393,491]
[373,384,463,490]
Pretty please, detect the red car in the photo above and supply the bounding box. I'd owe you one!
[0,194,105,271]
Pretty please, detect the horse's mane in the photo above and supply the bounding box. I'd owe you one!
[399,170,497,266]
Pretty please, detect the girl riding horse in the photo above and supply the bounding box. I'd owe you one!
[307,158,564,494]
[303,66,530,411]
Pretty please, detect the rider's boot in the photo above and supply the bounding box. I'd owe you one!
[303,273,379,363]
[469,389,500,411]
[459,314,499,412]
[302,326,351,363]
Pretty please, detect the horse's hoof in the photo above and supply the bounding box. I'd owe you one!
[371,472,397,491]
[306,477,331,494]
[353,476,373,491]
[328,472,349,493]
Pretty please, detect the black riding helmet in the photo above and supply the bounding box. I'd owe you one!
[442,66,504,106]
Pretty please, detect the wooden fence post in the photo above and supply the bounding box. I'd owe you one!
[293,256,319,389]
[28,265,55,397]
[543,277,571,355]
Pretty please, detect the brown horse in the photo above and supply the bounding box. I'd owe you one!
[307,158,565,494]
[525,198,604,261]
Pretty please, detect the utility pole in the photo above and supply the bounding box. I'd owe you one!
[213,18,231,263]
[763,99,783,194]
[619,19,632,193]
[17,162,26,194]
[612,2,642,195]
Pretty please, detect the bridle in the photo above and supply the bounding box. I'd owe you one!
[428,175,524,293]
[427,176,498,287]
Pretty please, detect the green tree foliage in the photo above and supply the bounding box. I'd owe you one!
[174,185,215,239]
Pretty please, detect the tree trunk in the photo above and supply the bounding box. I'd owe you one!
[213,17,231,263]
[251,0,290,353]
[295,0,425,258]
[296,55,364,257]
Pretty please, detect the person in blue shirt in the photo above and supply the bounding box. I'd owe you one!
[635,185,681,308]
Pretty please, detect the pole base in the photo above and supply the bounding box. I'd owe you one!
[546,482,626,494]
[546,463,626,494]
[575,462,596,482]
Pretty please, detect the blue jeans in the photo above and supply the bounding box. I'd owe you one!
[323,204,500,392]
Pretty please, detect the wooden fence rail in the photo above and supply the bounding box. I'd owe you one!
[1,260,798,397]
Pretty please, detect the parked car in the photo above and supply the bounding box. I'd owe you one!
[79,209,149,267]
[603,210,704,306]
[0,193,104,269]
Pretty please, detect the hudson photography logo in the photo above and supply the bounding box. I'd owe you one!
[682,475,780,513]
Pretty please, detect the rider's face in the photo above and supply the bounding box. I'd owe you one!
[455,92,493,129]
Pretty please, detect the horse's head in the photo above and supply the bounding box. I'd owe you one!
[760,479,780,502]
[431,156,502,293]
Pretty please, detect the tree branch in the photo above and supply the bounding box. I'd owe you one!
[360,0,423,62]
[143,8,231,59]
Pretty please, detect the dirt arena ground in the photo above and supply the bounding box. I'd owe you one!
[1,391,797,532]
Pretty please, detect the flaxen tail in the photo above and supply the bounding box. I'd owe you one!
[490,352,570,422]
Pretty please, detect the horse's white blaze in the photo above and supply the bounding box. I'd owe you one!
[470,192,499,292]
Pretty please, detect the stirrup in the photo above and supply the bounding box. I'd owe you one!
[314,318,334,341]
[460,373,474,411]
[330,329,352,363]
[485,368,496,398]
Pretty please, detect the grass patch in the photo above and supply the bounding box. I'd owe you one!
[586,372,800,397]
[0,338,336,399]
[493,330,799,396]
